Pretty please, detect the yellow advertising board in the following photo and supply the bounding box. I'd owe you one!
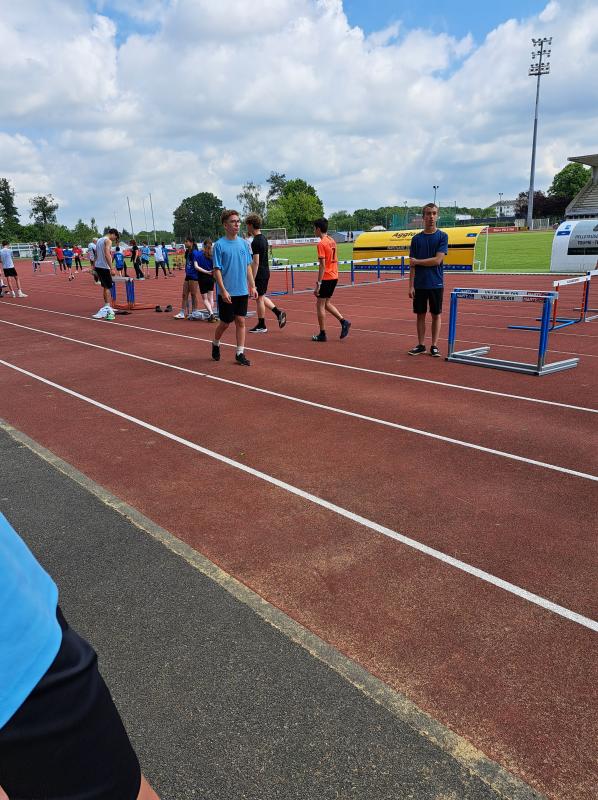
[353,226,487,269]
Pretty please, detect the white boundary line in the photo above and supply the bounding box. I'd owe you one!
[2,305,596,414]
[1,319,597,482]
[1,358,596,634]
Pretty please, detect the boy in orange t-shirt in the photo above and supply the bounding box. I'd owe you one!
[312,217,351,342]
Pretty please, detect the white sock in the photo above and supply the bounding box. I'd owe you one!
[236,347,244,355]
[213,339,220,346]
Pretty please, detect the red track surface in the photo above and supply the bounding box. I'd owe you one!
[1,267,597,799]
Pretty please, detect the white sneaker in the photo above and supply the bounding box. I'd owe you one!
[11,291,16,298]
[17,291,28,298]
[105,310,115,321]
[174,311,185,319]
[92,307,109,319]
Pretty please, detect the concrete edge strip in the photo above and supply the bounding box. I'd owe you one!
[0,418,545,800]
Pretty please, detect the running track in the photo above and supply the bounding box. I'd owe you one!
[1,267,597,799]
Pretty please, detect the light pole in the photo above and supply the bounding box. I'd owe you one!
[498,192,503,221]
[526,37,552,230]
[433,185,439,205]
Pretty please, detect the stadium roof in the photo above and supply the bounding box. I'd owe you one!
[568,154,598,167]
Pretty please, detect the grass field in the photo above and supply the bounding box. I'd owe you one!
[272,232,554,273]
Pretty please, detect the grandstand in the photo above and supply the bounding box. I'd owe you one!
[565,154,598,219]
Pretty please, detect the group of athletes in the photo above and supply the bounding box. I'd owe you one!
[2,202,448,362]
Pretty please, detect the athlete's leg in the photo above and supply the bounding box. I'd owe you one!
[324,299,343,322]
[416,312,426,344]
[431,313,441,346]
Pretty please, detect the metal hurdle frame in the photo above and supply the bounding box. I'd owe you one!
[446,288,579,375]
[32,259,57,275]
[110,276,155,311]
[508,269,598,331]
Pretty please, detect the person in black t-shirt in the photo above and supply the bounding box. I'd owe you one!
[245,214,287,333]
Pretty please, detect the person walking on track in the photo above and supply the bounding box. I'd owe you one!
[91,228,119,320]
[211,210,257,366]
[245,214,286,333]
[311,218,350,342]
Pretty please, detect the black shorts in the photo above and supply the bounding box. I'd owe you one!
[198,275,215,294]
[0,608,141,800]
[255,273,270,297]
[2,268,17,278]
[94,268,113,290]
[218,294,248,323]
[413,288,443,315]
[317,278,338,299]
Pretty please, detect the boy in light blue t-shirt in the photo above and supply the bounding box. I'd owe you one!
[211,209,257,366]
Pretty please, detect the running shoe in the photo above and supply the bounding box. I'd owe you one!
[212,343,221,361]
[278,310,287,329]
[235,352,251,366]
[17,291,28,298]
[429,345,441,358]
[105,310,115,321]
[340,319,351,339]
[312,332,327,342]
[92,307,109,319]
[249,324,267,333]
[408,344,426,355]
[207,315,216,323]
[174,311,185,319]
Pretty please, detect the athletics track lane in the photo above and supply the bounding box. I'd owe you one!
[0,306,597,799]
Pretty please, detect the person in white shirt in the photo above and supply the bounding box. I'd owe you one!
[87,239,97,268]
[153,243,167,278]
[0,242,27,298]
[91,229,119,320]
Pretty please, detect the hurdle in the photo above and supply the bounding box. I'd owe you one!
[32,259,57,275]
[447,288,579,375]
[508,269,598,331]
[110,276,155,311]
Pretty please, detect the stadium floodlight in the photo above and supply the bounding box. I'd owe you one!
[433,185,439,204]
[499,192,503,220]
[526,36,552,230]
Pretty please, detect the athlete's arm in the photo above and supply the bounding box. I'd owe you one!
[411,251,446,267]
[247,264,257,299]
[314,257,326,297]
[251,253,259,279]
[212,268,231,303]
[104,239,115,274]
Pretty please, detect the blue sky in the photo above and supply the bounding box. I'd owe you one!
[343,0,548,41]
[3,0,598,229]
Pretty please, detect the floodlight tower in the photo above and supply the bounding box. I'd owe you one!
[433,185,439,204]
[526,37,552,230]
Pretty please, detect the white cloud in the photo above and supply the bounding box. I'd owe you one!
[1,0,597,229]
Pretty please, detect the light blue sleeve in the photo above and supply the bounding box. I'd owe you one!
[0,514,62,729]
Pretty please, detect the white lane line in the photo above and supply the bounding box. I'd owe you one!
[2,319,597,483]
[3,305,596,414]
[1,358,596,634]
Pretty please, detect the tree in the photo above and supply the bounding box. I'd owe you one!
[73,219,98,245]
[266,171,286,203]
[0,178,20,236]
[236,181,266,218]
[548,163,591,200]
[173,192,224,240]
[29,194,58,227]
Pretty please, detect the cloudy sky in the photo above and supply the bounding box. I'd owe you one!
[1,0,596,231]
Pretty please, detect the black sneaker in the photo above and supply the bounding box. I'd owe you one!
[312,332,327,342]
[249,324,267,333]
[340,319,351,339]
[211,343,220,361]
[408,344,426,355]
[430,345,441,358]
[278,310,287,329]
[235,352,251,366]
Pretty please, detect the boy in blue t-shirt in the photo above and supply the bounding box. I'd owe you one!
[114,246,126,275]
[408,203,449,358]
[211,210,257,366]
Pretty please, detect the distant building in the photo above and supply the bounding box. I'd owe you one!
[490,199,517,217]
